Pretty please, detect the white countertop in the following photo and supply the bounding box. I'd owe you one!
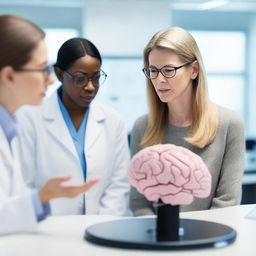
[0,204,256,256]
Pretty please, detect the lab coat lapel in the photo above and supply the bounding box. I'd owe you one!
[0,128,25,196]
[85,103,105,152]
[42,91,77,158]
[0,128,13,165]
[0,128,13,194]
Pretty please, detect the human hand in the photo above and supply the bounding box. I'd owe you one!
[39,176,101,204]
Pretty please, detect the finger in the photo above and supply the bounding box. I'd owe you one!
[69,177,101,192]
[61,177,101,197]
[83,177,101,190]
[52,175,72,183]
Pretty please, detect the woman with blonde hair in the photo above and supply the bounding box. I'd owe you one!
[130,27,244,216]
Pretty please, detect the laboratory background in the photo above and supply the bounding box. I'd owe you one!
[1,0,256,203]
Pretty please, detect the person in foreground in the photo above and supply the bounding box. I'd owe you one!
[0,14,100,235]
[130,27,245,216]
[17,37,130,216]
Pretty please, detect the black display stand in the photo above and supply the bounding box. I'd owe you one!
[157,204,180,241]
[85,205,236,250]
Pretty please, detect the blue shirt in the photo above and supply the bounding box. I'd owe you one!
[57,87,89,181]
[0,104,50,222]
[0,105,17,145]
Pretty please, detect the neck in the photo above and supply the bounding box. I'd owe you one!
[167,100,192,127]
[0,88,20,115]
[60,91,87,131]
[62,97,86,117]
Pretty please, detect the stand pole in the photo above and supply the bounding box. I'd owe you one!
[156,204,180,241]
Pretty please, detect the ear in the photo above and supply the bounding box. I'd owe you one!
[0,66,16,87]
[54,66,64,82]
[191,60,199,80]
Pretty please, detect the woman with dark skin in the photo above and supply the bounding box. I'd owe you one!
[18,38,130,216]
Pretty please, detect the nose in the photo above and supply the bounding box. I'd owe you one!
[155,71,167,83]
[46,73,55,87]
[83,79,95,91]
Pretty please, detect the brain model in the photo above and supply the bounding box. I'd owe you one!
[129,144,211,205]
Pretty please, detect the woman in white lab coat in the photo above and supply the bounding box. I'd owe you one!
[17,38,130,216]
[0,15,99,235]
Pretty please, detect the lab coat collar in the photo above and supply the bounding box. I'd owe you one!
[41,90,106,154]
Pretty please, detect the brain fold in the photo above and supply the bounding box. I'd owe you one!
[129,144,211,205]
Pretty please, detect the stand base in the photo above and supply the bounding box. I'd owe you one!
[85,218,236,250]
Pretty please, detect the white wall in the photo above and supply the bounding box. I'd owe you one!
[247,15,256,137]
[0,4,83,31]
[1,1,256,136]
[84,0,171,56]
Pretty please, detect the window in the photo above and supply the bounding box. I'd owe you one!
[191,31,246,117]
[44,28,79,96]
[96,57,147,131]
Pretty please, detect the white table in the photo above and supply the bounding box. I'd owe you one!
[0,204,256,256]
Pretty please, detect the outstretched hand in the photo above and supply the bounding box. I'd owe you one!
[39,176,101,204]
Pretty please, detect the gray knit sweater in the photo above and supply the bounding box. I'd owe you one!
[130,106,245,216]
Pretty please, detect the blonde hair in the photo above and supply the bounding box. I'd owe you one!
[141,27,218,149]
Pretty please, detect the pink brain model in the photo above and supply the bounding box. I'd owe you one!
[129,144,211,205]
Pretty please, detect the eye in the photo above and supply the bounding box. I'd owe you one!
[149,68,158,73]
[92,73,101,80]
[162,67,175,74]
[76,76,88,83]
[93,76,100,82]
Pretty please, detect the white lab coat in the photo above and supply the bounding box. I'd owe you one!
[0,127,38,235]
[17,91,131,216]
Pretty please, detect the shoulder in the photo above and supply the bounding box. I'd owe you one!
[216,105,244,143]
[16,105,41,121]
[130,115,148,156]
[218,105,244,129]
[16,92,57,123]
[132,114,148,130]
[131,114,148,138]
[90,102,126,125]
[93,102,121,117]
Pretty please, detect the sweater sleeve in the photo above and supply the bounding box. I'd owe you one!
[129,116,155,216]
[211,112,245,208]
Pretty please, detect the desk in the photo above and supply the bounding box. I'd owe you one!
[0,205,256,256]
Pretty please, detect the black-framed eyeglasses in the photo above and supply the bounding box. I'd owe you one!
[15,65,53,82]
[142,62,192,80]
[63,70,107,88]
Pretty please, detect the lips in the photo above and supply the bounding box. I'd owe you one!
[158,89,171,94]
[80,95,94,101]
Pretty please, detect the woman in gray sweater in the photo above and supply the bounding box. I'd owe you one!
[130,27,245,216]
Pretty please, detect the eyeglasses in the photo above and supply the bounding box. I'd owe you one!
[15,65,53,82]
[63,70,107,88]
[142,62,192,80]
